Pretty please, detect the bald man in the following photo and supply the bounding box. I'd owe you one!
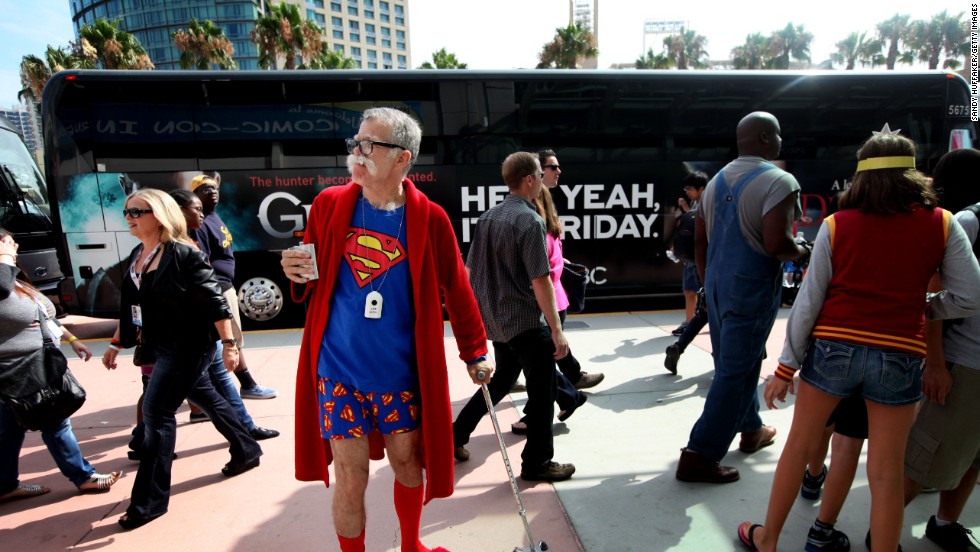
[676,112,811,483]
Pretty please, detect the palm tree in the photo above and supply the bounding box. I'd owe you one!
[907,11,967,69]
[18,44,96,103]
[307,43,356,69]
[418,48,467,69]
[171,19,236,70]
[830,32,867,70]
[730,33,770,69]
[536,22,598,69]
[876,14,911,70]
[767,23,813,69]
[857,38,886,69]
[77,18,154,70]
[251,2,323,69]
[635,48,673,69]
[663,28,709,69]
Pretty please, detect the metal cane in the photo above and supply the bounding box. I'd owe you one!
[477,370,549,552]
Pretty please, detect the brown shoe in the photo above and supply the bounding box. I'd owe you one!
[574,372,605,390]
[520,461,576,482]
[454,446,470,462]
[676,448,740,483]
[739,425,777,453]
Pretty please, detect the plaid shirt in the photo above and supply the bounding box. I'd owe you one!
[466,194,550,342]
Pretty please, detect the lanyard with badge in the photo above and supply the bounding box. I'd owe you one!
[17,280,64,340]
[128,243,161,328]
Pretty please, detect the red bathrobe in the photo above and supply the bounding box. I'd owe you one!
[291,179,488,503]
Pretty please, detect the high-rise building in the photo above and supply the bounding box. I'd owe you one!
[1,105,42,158]
[570,0,597,69]
[299,0,411,69]
[68,0,264,70]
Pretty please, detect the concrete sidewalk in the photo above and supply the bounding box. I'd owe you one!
[0,310,976,551]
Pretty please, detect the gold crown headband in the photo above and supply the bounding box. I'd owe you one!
[855,123,916,173]
[855,156,916,172]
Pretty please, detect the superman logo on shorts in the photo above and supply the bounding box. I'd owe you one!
[316,376,421,439]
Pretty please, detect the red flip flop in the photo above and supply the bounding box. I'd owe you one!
[738,521,762,550]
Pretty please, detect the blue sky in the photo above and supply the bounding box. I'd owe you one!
[0,0,968,108]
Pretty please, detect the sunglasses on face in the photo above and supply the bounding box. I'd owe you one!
[543,164,560,171]
[123,208,154,218]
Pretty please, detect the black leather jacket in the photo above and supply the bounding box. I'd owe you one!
[118,241,232,356]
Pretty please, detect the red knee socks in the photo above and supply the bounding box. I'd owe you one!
[337,529,365,552]
[393,480,450,552]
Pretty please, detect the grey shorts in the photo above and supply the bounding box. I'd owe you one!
[904,363,980,489]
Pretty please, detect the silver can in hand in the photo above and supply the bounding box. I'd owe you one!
[290,243,319,281]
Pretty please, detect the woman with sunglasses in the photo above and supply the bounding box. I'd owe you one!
[102,189,261,529]
[0,227,122,502]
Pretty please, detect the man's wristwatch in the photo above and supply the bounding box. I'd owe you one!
[220,338,238,348]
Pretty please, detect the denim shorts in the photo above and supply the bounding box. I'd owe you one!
[800,339,923,406]
[682,262,701,292]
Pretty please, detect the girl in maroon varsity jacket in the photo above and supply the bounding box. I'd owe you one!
[738,130,980,552]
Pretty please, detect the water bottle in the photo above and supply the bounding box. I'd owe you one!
[666,249,680,263]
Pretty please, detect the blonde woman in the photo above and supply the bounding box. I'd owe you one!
[102,189,261,529]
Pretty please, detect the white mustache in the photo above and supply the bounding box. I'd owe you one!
[346,154,377,176]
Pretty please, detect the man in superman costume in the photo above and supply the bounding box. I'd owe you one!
[281,107,491,552]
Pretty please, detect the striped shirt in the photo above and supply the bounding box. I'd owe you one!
[466,194,550,342]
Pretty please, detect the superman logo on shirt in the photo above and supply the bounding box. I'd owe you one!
[344,228,407,287]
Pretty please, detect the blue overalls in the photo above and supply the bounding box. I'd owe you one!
[687,162,783,462]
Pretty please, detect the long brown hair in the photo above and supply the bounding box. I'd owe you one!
[838,133,936,214]
[535,187,562,238]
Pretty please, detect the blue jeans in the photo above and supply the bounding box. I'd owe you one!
[0,402,95,493]
[524,311,582,416]
[129,344,261,518]
[130,344,257,452]
[454,326,557,473]
[192,342,255,430]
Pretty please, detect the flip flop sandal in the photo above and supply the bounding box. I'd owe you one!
[738,521,762,551]
[0,483,50,502]
[79,471,122,493]
[558,393,588,422]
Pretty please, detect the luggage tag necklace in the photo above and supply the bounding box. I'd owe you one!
[361,196,405,319]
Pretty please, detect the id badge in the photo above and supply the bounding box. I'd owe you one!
[46,319,65,341]
[131,305,143,327]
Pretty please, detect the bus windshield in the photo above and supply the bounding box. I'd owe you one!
[0,127,50,218]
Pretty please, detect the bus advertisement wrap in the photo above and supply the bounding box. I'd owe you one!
[41,70,978,327]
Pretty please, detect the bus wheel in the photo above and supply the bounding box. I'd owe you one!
[238,277,285,323]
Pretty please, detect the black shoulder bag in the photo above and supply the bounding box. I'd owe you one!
[0,306,87,430]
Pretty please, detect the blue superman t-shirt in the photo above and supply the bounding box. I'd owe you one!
[317,195,416,393]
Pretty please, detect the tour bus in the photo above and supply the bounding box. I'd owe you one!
[41,69,975,328]
[0,114,63,300]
